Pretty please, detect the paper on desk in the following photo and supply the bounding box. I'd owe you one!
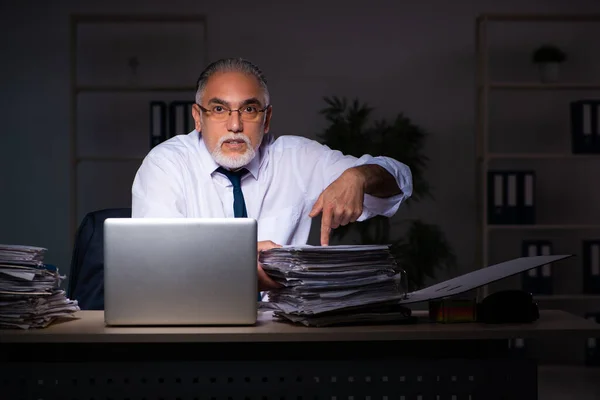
[259,244,410,325]
[275,244,390,252]
[0,244,47,267]
[0,269,36,281]
[284,268,393,278]
[0,314,79,330]
[274,303,413,327]
[0,289,80,329]
[269,287,405,315]
[0,266,62,294]
[0,244,80,329]
[271,271,398,289]
[397,254,573,304]
[260,247,576,326]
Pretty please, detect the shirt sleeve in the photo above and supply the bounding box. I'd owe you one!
[352,153,413,220]
[131,153,187,218]
[308,141,413,221]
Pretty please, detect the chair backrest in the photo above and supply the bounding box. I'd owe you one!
[68,208,131,310]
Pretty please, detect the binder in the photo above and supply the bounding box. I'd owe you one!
[398,254,571,305]
[583,240,600,294]
[488,171,507,224]
[584,312,600,366]
[169,101,195,138]
[488,171,516,224]
[520,171,535,224]
[570,100,600,154]
[521,240,553,294]
[488,170,535,224]
[149,101,167,149]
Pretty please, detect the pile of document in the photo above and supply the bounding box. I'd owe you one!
[259,244,413,327]
[0,244,80,329]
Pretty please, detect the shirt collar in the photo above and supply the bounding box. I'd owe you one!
[196,131,270,180]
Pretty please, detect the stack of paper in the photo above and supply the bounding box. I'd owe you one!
[0,244,80,329]
[259,244,413,327]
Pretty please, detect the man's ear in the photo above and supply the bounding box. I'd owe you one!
[192,104,203,132]
[263,105,273,134]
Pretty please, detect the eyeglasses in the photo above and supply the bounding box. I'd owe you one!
[197,103,270,122]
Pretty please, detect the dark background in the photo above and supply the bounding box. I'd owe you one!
[1,0,599,294]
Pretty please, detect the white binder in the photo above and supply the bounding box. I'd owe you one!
[398,254,572,304]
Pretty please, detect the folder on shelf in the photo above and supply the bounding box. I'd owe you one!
[488,171,512,224]
[583,240,600,294]
[520,171,535,224]
[149,101,167,149]
[487,170,535,224]
[584,311,600,366]
[521,240,553,295]
[169,101,195,138]
[570,99,600,154]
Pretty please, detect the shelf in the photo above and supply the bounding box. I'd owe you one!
[534,295,600,301]
[76,85,196,93]
[73,14,206,23]
[487,224,600,231]
[76,156,144,163]
[487,153,600,160]
[69,13,208,250]
[534,295,600,315]
[475,14,600,311]
[479,13,600,22]
[486,82,600,90]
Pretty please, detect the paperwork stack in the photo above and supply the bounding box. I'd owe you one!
[0,244,80,329]
[259,244,413,327]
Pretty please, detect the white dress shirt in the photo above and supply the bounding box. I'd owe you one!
[132,130,413,246]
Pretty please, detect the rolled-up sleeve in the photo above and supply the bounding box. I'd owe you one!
[306,139,412,221]
[353,154,413,220]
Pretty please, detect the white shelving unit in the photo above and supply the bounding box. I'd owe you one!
[69,14,207,244]
[475,13,600,300]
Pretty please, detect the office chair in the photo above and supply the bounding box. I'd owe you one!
[68,207,131,310]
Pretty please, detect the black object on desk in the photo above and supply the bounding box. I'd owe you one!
[477,290,540,324]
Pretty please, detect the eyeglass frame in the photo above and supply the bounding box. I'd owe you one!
[196,102,271,122]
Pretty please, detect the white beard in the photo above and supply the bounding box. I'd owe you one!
[211,133,257,169]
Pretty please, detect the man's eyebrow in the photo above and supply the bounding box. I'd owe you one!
[206,97,229,106]
[239,98,263,107]
[206,97,264,107]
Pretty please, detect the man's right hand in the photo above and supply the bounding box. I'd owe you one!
[308,168,365,246]
[257,240,282,291]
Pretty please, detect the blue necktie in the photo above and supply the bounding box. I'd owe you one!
[217,167,261,301]
[217,167,248,218]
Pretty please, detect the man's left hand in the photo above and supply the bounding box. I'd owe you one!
[308,168,365,246]
[257,240,282,291]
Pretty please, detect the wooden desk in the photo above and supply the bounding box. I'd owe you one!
[1,310,598,400]
[0,309,597,342]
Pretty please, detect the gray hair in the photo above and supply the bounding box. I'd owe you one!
[195,58,270,106]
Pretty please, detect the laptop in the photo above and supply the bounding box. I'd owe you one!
[103,218,258,326]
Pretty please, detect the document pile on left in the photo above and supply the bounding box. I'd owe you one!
[0,244,80,329]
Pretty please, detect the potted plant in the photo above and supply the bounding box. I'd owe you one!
[317,96,457,291]
[532,44,566,83]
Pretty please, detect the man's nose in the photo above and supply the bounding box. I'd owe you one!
[226,110,243,132]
